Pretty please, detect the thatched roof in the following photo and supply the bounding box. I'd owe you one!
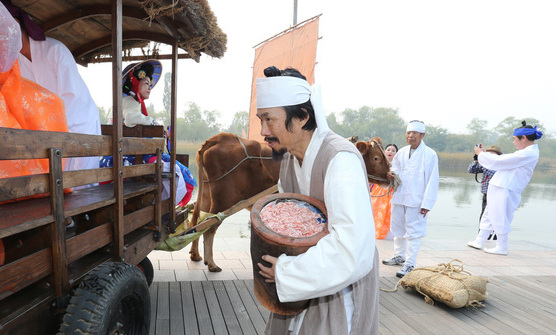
[12,0,227,65]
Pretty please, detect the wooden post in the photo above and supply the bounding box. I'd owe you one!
[111,0,124,259]
[169,40,178,232]
[155,148,162,234]
[49,148,68,298]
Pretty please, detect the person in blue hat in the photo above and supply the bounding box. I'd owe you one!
[121,59,162,127]
[467,120,542,255]
[100,59,197,205]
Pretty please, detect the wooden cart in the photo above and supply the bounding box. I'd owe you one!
[0,0,226,334]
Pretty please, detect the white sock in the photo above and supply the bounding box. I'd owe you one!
[394,237,407,259]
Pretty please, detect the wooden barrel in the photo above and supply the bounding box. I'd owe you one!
[250,193,329,315]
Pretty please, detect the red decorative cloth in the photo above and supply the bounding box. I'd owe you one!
[130,69,149,116]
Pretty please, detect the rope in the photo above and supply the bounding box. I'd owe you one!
[370,185,393,198]
[203,135,273,183]
[380,259,486,308]
[139,0,186,24]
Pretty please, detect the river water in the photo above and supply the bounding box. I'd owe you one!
[426,166,556,244]
[189,166,556,244]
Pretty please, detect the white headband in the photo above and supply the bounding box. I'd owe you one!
[407,121,426,133]
[256,76,330,136]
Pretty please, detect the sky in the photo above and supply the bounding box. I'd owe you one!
[79,0,556,135]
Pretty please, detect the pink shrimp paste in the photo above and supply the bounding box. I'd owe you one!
[260,200,326,238]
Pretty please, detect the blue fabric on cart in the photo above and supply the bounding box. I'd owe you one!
[99,153,196,187]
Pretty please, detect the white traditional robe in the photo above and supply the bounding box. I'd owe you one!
[18,37,101,172]
[391,140,439,211]
[478,144,539,234]
[275,130,375,334]
[122,95,154,127]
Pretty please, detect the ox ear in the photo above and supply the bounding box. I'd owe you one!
[355,141,368,154]
[371,137,383,146]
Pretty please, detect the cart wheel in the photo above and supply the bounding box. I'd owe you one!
[137,257,154,287]
[59,262,150,334]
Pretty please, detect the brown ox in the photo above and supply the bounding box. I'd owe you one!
[189,133,280,272]
[189,133,390,272]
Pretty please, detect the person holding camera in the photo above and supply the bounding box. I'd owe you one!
[467,121,542,255]
[468,144,502,240]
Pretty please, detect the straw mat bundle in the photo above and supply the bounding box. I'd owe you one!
[385,259,489,308]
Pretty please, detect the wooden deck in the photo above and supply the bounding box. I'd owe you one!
[149,276,556,335]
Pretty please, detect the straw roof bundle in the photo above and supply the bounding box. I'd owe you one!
[12,0,227,65]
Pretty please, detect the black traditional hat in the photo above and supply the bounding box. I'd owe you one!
[122,59,162,96]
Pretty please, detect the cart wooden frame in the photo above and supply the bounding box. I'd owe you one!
[0,0,226,333]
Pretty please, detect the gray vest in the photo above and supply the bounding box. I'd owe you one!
[266,131,380,335]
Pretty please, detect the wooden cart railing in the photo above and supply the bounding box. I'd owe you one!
[0,126,175,333]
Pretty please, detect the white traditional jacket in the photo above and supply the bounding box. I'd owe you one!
[122,95,154,127]
[478,144,539,194]
[391,140,439,210]
[267,130,379,335]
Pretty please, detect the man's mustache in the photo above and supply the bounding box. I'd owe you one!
[265,136,279,143]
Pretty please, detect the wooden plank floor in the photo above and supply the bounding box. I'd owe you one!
[149,276,556,335]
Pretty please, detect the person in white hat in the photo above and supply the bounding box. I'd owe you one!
[382,120,439,278]
[256,66,379,335]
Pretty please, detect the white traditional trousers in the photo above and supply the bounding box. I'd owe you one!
[391,205,427,266]
[480,185,521,235]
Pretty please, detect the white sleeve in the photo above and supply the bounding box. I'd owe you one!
[421,151,439,210]
[275,152,375,302]
[0,3,22,72]
[478,149,537,171]
[122,97,154,127]
[49,39,101,135]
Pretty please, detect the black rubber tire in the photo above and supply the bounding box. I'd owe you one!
[59,262,150,334]
[137,257,154,287]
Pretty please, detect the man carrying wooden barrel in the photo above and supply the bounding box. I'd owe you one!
[255,66,379,335]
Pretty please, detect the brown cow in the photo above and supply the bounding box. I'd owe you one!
[189,133,390,272]
[355,137,392,187]
[189,133,281,272]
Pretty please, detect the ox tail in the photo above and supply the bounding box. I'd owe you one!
[190,146,205,228]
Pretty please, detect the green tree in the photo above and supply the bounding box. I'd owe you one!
[147,103,155,116]
[150,108,171,127]
[177,102,221,141]
[368,107,406,144]
[467,118,497,147]
[327,113,350,137]
[98,106,112,124]
[339,106,373,139]
[163,72,171,113]
[493,116,520,153]
[445,134,475,153]
[467,118,486,141]
[424,124,449,152]
[333,106,405,145]
[227,111,249,136]
[203,109,222,133]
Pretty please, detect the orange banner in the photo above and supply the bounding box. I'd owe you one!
[248,16,320,142]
